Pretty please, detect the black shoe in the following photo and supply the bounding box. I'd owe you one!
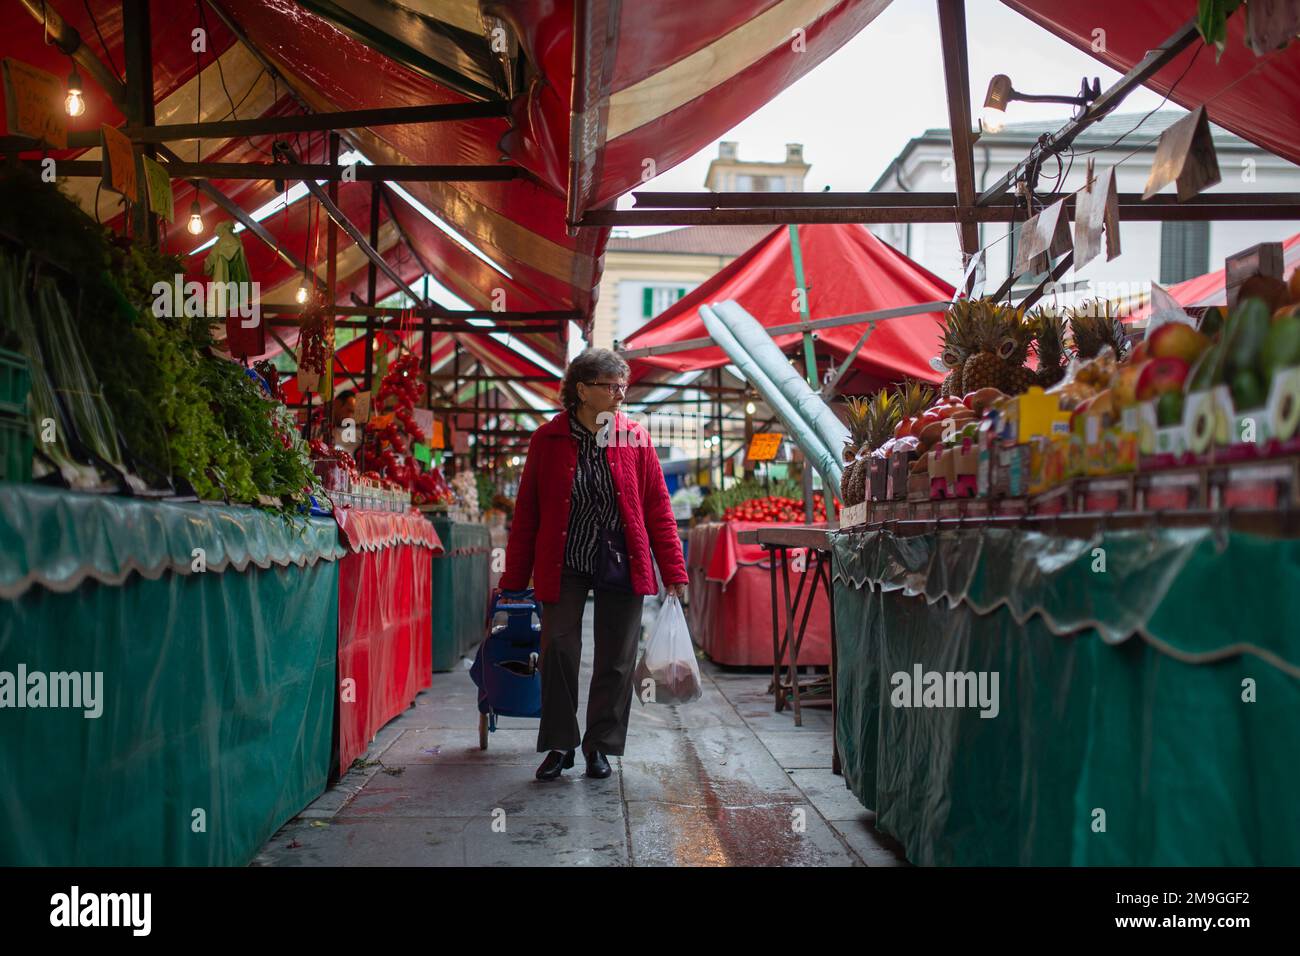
[536,749,575,781]
[585,749,611,779]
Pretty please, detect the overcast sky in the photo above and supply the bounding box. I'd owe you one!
[618,0,1182,231]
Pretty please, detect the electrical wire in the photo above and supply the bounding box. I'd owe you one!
[1071,43,1205,159]
[81,0,124,84]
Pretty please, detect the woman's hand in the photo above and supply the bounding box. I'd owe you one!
[669,583,688,602]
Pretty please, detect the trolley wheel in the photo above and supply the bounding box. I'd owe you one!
[478,712,489,750]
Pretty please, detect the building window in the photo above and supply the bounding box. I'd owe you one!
[1160,221,1210,284]
[641,284,688,319]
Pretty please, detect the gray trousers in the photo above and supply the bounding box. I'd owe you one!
[537,566,645,757]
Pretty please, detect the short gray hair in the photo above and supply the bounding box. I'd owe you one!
[561,347,630,410]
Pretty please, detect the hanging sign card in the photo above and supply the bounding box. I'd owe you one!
[2,58,67,148]
[1073,163,1122,269]
[100,124,138,202]
[1142,105,1221,202]
[746,432,784,462]
[1013,198,1071,278]
[141,155,173,221]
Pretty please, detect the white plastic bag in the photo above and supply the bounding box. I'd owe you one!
[634,596,702,705]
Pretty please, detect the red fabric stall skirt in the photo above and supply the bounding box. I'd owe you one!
[685,521,831,667]
[335,510,440,774]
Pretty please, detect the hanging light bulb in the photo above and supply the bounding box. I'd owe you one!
[295,280,310,304]
[745,401,756,415]
[186,199,204,236]
[510,456,521,466]
[65,65,85,117]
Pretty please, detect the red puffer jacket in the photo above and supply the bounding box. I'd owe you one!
[500,409,687,603]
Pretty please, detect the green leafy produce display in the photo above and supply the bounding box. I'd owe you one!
[0,166,315,510]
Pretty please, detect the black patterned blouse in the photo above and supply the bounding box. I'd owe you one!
[564,410,624,574]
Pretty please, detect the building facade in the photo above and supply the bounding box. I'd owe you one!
[592,143,809,348]
[868,112,1300,307]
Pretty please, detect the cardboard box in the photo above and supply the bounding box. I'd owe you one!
[907,470,931,502]
[1225,241,1284,312]
[1001,386,1072,444]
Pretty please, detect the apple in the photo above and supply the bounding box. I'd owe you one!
[1148,321,1210,364]
[1129,340,1150,364]
[1135,356,1190,401]
[1113,360,1150,407]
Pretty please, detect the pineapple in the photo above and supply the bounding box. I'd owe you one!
[961,300,1016,393]
[999,306,1036,394]
[937,300,975,396]
[1030,305,1068,388]
[840,395,872,505]
[1068,299,1129,360]
[861,389,899,502]
[892,378,936,421]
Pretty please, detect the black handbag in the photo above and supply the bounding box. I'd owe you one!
[594,526,633,592]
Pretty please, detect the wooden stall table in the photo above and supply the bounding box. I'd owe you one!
[737,525,840,773]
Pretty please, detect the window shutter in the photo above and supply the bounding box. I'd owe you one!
[1160,221,1211,284]
[642,286,654,317]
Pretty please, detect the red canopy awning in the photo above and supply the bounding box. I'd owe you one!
[1004,1,1300,167]
[1132,230,1300,317]
[623,224,953,391]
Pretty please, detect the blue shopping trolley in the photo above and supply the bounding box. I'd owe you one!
[469,587,543,749]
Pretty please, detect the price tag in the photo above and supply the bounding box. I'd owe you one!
[2,58,66,148]
[142,155,173,221]
[352,391,371,424]
[430,419,444,449]
[747,432,783,461]
[101,123,138,201]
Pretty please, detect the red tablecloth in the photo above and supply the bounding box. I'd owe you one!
[686,521,832,667]
[336,509,440,774]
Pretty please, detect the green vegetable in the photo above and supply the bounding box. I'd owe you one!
[1228,298,1272,380]
[1230,369,1264,411]
[1156,391,1184,427]
[1260,315,1300,383]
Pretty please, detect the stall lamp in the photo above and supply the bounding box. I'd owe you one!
[64,65,85,117]
[745,401,756,415]
[294,281,310,305]
[510,456,520,466]
[186,199,204,236]
[980,74,1101,134]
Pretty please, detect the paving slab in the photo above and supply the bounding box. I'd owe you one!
[255,595,894,867]
[625,800,859,867]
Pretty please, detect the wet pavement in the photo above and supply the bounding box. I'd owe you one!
[252,596,907,867]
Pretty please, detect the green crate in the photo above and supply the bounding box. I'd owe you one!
[0,348,32,417]
[0,415,33,483]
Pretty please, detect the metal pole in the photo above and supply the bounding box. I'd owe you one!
[364,181,380,392]
[326,133,339,402]
[121,0,156,246]
[789,224,818,524]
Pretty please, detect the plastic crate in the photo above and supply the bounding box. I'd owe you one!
[0,415,33,483]
[0,348,32,417]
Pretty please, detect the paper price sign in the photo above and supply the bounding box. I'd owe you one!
[747,433,783,461]
[2,58,67,148]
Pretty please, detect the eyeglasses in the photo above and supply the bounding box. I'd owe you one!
[584,381,628,395]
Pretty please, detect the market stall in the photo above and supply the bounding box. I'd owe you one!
[832,522,1300,866]
[427,514,492,672]
[0,485,343,866]
[686,515,832,667]
[333,507,440,775]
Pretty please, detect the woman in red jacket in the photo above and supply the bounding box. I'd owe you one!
[499,347,689,782]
